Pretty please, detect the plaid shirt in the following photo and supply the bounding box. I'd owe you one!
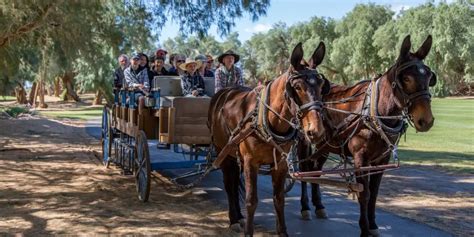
[214,65,243,93]
[124,66,149,90]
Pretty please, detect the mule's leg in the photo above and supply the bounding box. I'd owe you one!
[299,142,311,220]
[243,160,259,236]
[221,157,244,230]
[367,172,384,236]
[312,153,328,219]
[356,174,370,237]
[271,164,289,236]
[300,181,311,220]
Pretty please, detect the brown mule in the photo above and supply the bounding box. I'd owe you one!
[299,35,437,237]
[208,42,330,236]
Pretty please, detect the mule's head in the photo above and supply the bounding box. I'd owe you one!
[392,35,436,132]
[286,42,330,142]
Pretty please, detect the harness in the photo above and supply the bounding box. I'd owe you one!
[212,69,325,170]
[299,60,434,173]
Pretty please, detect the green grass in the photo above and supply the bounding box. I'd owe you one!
[39,107,103,120]
[1,96,16,101]
[0,106,30,117]
[398,98,474,174]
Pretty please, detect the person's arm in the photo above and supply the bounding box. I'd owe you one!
[236,67,244,87]
[142,70,150,90]
[181,76,191,96]
[124,68,134,88]
[197,76,205,95]
[113,69,121,88]
[214,68,222,93]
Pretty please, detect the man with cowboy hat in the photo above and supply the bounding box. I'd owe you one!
[179,58,206,97]
[214,49,243,93]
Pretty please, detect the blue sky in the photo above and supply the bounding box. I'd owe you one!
[155,0,451,45]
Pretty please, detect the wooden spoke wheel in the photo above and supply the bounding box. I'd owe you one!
[134,130,151,202]
[101,106,112,168]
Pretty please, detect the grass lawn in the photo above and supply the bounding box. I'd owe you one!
[39,106,103,120]
[398,98,474,174]
[1,96,16,101]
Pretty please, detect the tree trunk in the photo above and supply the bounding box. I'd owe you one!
[60,71,80,102]
[28,82,37,105]
[14,83,28,104]
[54,77,61,97]
[93,90,103,105]
[46,83,54,96]
[38,80,47,108]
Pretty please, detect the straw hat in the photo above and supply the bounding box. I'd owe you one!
[178,58,203,71]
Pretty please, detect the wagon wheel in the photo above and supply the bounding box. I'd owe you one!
[284,173,296,194]
[101,106,112,168]
[134,130,151,202]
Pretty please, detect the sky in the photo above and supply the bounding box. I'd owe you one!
[155,0,453,45]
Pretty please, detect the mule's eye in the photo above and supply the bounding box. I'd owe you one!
[403,76,410,83]
[294,85,302,91]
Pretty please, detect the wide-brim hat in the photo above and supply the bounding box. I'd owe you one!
[178,58,203,71]
[218,50,240,64]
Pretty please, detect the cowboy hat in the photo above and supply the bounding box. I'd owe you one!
[218,50,240,64]
[178,58,203,71]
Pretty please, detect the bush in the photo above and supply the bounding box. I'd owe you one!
[2,106,30,118]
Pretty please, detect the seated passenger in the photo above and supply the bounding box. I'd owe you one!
[195,54,214,77]
[124,53,150,115]
[179,58,206,97]
[214,50,244,93]
[150,56,169,85]
[168,54,186,76]
[155,48,172,70]
[114,54,129,89]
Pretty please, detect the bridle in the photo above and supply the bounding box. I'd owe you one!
[285,69,327,119]
[391,60,436,108]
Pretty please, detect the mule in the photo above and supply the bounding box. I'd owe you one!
[208,42,330,236]
[299,35,437,237]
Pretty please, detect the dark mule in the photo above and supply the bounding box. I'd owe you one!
[299,35,437,236]
[208,42,330,236]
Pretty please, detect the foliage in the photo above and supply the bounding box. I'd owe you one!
[1,106,30,118]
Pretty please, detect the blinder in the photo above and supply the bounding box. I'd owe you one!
[393,60,436,106]
[285,69,327,115]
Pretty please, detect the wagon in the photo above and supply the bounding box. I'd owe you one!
[101,76,295,202]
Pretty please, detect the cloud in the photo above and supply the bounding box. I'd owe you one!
[245,24,272,33]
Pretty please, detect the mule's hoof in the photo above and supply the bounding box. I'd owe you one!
[301,210,312,220]
[238,218,245,227]
[229,223,242,233]
[315,209,328,219]
[369,228,380,237]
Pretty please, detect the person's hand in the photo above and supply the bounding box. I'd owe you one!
[137,84,145,90]
[192,90,199,96]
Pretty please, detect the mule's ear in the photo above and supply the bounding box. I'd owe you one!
[309,42,325,68]
[399,35,411,60]
[415,35,432,60]
[429,71,437,87]
[291,42,304,70]
[322,77,331,95]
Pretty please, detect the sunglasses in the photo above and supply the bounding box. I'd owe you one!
[207,60,214,63]
[177,60,185,63]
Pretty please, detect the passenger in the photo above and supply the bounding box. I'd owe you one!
[179,58,206,97]
[124,53,149,115]
[155,48,172,70]
[214,50,243,93]
[168,54,186,76]
[206,54,215,72]
[114,54,129,89]
[150,56,169,84]
[195,54,214,77]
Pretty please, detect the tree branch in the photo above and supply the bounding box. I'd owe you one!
[0,2,55,48]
